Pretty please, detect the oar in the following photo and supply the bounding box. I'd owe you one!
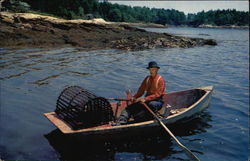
[141,102,200,161]
[107,98,131,101]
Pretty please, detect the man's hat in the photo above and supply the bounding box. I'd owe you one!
[146,61,160,69]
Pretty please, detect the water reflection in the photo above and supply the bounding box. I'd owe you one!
[45,111,212,160]
[45,129,173,160]
[171,112,212,136]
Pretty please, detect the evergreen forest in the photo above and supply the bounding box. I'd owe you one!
[1,0,249,27]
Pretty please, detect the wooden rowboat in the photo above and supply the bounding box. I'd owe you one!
[44,86,213,136]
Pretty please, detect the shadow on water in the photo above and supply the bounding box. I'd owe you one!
[44,111,212,161]
[45,129,174,161]
[171,112,212,137]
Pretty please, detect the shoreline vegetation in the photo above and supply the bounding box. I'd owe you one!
[0,12,218,51]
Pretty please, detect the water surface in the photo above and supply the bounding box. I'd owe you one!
[0,27,249,161]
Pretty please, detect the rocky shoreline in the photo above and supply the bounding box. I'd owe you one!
[0,12,217,51]
[198,24,249,29]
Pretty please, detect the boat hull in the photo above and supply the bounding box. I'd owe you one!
[44,86,213,136]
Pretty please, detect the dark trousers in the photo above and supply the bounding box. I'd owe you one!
[118,99,163,124]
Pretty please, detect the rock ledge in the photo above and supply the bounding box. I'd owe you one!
[0,12,217,50]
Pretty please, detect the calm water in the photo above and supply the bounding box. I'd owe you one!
[0,27,249,161]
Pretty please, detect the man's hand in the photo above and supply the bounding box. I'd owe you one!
[135,97,145,103]
[130,97,136,103]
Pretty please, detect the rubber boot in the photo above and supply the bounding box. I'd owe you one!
[112,110,129,126]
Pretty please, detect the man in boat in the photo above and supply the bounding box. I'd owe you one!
[113,61,166,125]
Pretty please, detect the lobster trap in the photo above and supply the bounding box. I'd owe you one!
[55,86,114,129]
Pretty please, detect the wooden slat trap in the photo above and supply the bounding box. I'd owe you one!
[55,86,114,129]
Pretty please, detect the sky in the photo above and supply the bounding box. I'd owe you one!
[109,1,249,14]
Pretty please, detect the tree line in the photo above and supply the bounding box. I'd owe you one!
[187,9,249,26]
[1,0,249,26]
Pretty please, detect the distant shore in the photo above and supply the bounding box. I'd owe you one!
[197,24,249,29]
[166,24,249,29]
[0,12,217,51]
